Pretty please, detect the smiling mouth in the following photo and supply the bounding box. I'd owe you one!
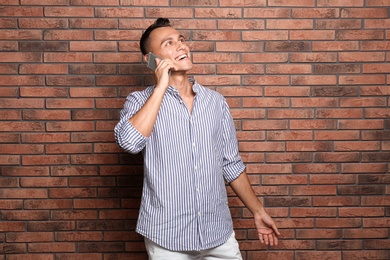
[175,54,188,61]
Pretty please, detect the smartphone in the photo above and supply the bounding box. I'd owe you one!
[147,52,159,71]
[147,52,171,75]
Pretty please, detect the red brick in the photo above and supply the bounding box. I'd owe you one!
[316,108,362,118]
[0,98,44,108]
[0,110,20,120]
[339,52,385,62]
[286,141,331,151]
[44,7,93,17]
[292,8,339,18]
[46,122,94,132]
[341,8,388,18]
[218,20,263,30]
[263,175,308,185]
[74,199,120,209]
[239,141,284,152]
[70,41,117,51]
[0,64,17,74]
[266,19,313,30]
[21,0,68,4]
[6,232,53,243]
[318,0,363,6]
[24,199,72,209]
[242,53,288,63]
[335,141,380,151]
[71,154,118,165]
[44,53,92,63]
[266,64,311,74]
[19,18,67,28]
[339,75,385,85]
[19,64,67,75]
[44,30,93,40]
[49,188,97,199]
[364,108,390,118]
[290,30,335,40]
[290,186,337,195]
[339,207,384,217]
[292,75,337,85]
[343,228,388,239]
[269,0,314,6]
[342,163,387,173]
[336,30,384,40]
[50,210,98,220]
[314,64,360,74]
[0,6,43,16]
[313,196,360,206]
[291,52,338,62]
[195,8,241,18]
[268,109,314,119]
[95,7,144,17]
[0,41,18,51]
[20,87,68,97]
[363,63,390,73]
[312,41,359,51]
[291,207,337,217]
[0,144,43,155]
[264,86,310,97]
[46,144,92,154]
[46,99,94,108]
[244,8,290,18]
[6,255,53,260]
[94,53,140,63]
[343,251,389,260]
[0,18,17,28]
[364,19,390,29]
[22,155,70,166]
[46,76,94,86]
[0,155,20,165]
[23,110,70,120]
[29,242,75,253]
[243,97,289,108]
[1,122,44,132]
[216,42,263,52]
[55,232,102,242]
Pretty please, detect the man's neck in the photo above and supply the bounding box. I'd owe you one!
[169,73,194,98]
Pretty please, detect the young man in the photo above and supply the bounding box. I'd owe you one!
[114,18,280,259]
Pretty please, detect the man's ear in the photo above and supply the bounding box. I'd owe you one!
[143,53,149,63]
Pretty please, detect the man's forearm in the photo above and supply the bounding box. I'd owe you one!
[229,171,266,216]
[129,86,166,137]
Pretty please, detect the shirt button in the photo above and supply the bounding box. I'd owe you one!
[198,212,201,216]
[194,165,197,170]
[196,188,200,192]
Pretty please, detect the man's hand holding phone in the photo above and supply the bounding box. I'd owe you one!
[147,52,175,90]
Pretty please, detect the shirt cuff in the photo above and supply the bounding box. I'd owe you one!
[223,162,246,183]
[116,118,147,154]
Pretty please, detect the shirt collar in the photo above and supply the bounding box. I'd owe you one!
[165,77,202,96]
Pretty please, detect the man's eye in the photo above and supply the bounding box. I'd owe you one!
[166,41,172,46]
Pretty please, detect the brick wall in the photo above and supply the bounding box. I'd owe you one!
[1,0,389,259]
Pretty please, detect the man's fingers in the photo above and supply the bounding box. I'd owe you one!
[259,233,264,244]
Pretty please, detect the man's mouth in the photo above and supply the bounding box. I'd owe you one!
[175,54,188,61]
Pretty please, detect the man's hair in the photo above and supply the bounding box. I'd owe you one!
[140,18,171,55]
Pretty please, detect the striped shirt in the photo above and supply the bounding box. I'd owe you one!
[114,79,245,251]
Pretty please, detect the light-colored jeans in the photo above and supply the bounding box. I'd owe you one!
[144,232,243,260]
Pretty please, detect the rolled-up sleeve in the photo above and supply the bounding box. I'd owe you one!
[221,100,246,183]
[114,94,148,154]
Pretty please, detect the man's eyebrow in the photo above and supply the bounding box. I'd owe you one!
[160,35,186,45]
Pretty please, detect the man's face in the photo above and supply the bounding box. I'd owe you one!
[147,26,193,72]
